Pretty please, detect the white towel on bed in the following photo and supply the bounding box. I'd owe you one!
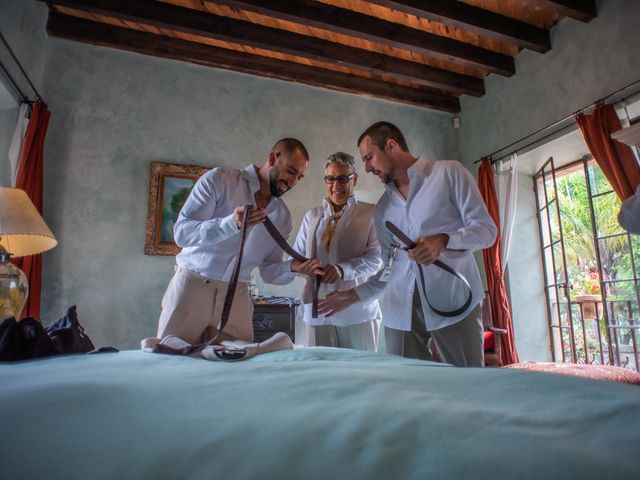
[140,331,294,361]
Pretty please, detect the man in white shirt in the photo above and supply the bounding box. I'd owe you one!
[156,138,314,344]
[319,122,497,366]
[278,152,383,350]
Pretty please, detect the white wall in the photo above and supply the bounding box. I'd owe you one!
[38,37,459,349]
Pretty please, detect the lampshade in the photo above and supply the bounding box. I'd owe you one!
[0,187,57,256]
[611,122,640,147]
[0,187,57,321]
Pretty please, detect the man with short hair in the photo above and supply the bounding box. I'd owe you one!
[319,122,497,367]
[280,152,383,350]
[156,138,312,344]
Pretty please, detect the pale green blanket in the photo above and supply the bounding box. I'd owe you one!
[1,349,638,479]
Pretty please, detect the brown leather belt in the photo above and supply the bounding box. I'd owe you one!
[262,214,322,318]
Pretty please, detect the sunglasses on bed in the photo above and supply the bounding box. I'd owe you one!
[324,173,356,184]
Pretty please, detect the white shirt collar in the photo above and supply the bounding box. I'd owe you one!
[321,195,356,216]
[241,164,262,194]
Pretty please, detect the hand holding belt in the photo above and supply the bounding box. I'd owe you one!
[385,221,472,318]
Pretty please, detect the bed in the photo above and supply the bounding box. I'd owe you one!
[1,348,639,479]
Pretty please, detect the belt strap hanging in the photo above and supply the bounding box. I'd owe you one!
[218,205,323,339]
[154,206,320,356]
[385,221,472,317]
[262,216,322,318]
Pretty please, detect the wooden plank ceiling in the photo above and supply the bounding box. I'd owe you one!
[42,0,597,113]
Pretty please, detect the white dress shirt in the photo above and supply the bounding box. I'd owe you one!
[355,157,497,331]
[278,197,383,327]
[618,185,640,234]
[174,164,292,284]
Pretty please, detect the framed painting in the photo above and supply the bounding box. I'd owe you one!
[144,161,210,255]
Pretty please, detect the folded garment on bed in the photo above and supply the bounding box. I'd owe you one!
[140,331,294,360]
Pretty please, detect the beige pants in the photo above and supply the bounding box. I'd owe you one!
[157,266,253,344]
[306,320,378,351]
[385,286,484,367]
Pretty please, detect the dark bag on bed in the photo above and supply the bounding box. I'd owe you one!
[0,316,60,361]
[0,305,96,361]
[45,305,95,354]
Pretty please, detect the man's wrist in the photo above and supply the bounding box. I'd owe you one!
[336,264,344,279]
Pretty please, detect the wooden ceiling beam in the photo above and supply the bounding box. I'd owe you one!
[525,0,597,22]
[204,0,514,76]
[366,0,551,53]
[49,0,484,96]
[46,12,460,113]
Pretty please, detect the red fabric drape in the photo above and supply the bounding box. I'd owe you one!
[576,102,640,200]
[478,159,519,365]
[11,100,52,319]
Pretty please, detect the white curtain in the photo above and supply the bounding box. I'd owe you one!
[494,153,518,267]
[8,102,31,187]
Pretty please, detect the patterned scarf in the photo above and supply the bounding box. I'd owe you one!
[320,203,344,253]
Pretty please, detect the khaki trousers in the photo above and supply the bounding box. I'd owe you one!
[306,320,378,352]
[385,285,484,367]
[157,266,253,344]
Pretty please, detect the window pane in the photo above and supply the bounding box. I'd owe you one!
[535,177,547,208]
[549,203,561,242]
[631,234,640,277]
[545,176,556,203]
[543,246,555,285]
[558,300,574,361]
[587,161,613,196]
[547,286,559,324]
[599,236,633,297]
[538,207,550,247]
[593,191,623,237]
[553,243,566,284]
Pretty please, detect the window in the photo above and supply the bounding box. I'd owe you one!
[534,156,640,371]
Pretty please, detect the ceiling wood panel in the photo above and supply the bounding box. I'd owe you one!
[41,0,599,113]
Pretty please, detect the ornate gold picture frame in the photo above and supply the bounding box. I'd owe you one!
[144,161,210,255]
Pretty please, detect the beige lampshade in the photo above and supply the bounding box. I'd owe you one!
[0,187,57,257]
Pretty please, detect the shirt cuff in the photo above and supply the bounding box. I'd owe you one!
[443,231,468,252]
[336,263,348,280]
[354,284,373,302]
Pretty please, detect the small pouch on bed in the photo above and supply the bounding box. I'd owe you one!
[45,305,95,354]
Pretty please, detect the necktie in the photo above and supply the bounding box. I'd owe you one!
[320,205,344,253]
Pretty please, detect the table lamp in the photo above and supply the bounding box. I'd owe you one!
[0,187,57,320]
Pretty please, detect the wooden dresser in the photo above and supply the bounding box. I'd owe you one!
[252,297,298,342]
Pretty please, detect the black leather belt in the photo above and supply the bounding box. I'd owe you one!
[385,221,472,318]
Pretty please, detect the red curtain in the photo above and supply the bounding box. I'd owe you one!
[478,159,519,365]
[11,100,52,319]
[576,102,640,200]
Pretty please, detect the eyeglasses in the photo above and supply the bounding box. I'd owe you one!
[324,173,355,184]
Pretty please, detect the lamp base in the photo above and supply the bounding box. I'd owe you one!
[0,259,28,321]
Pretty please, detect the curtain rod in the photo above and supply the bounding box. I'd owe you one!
[474,77,640,165]
[0,31,46,105]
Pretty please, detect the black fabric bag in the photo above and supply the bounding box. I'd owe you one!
[0,305,100,362]
[0,316,60,361]
[45,305,95,354]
